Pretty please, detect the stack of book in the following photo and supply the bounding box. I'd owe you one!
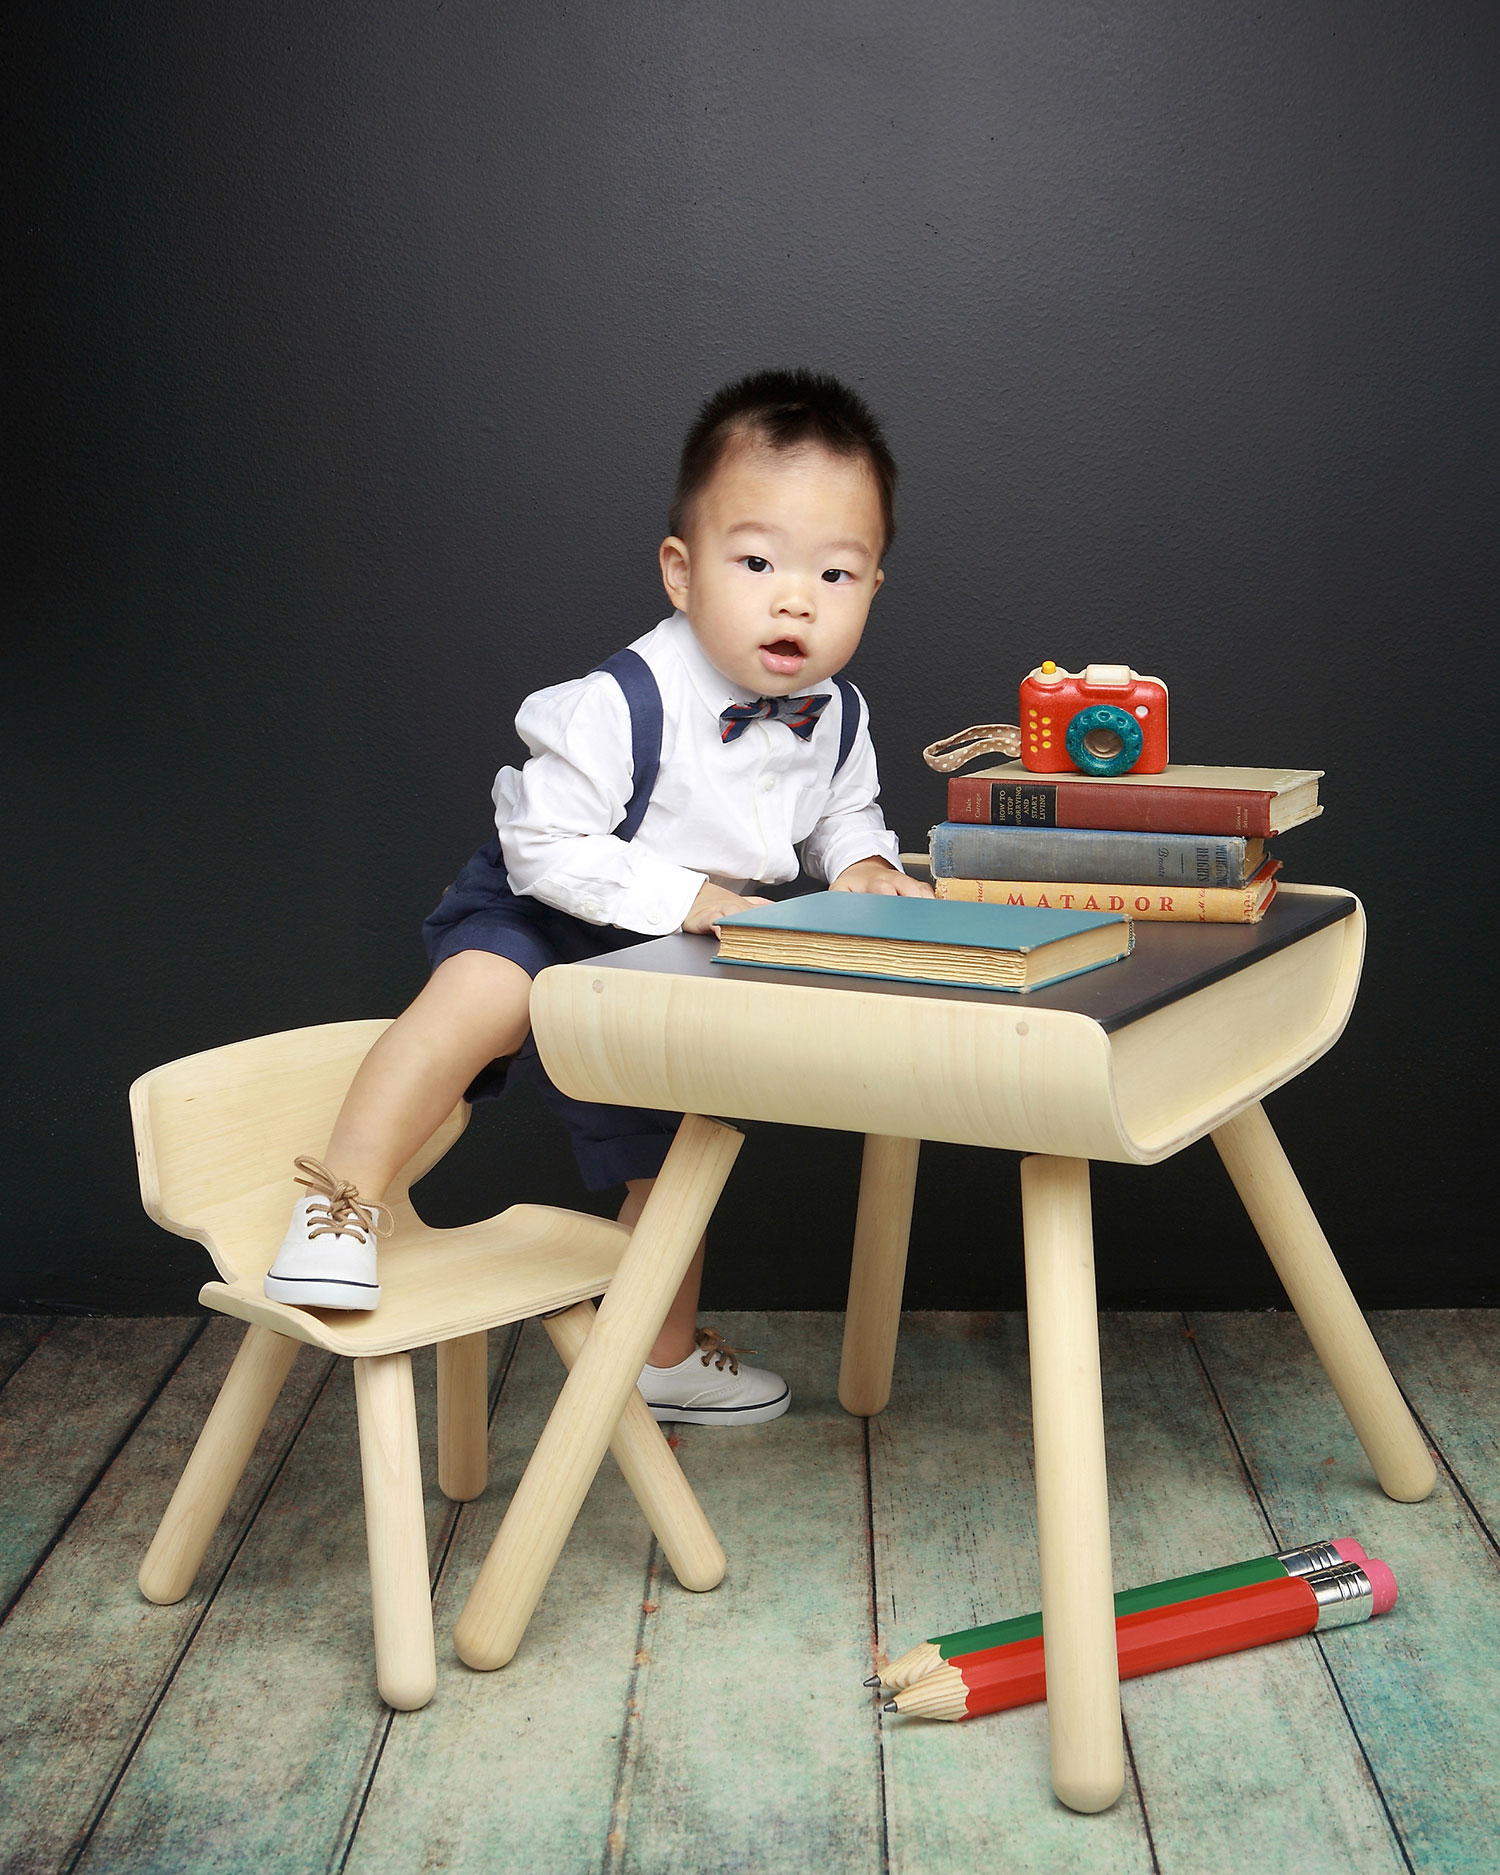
[926,761,1325,924]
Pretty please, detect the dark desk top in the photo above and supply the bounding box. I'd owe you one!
[569,891,1358,1034]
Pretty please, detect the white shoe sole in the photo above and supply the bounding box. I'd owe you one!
[646,1386,790,1426]
[263,1274,382,1310]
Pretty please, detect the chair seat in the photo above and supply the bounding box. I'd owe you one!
[201,1204,631,1357]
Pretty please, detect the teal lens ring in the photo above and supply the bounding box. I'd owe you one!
[1065,704,1143,775]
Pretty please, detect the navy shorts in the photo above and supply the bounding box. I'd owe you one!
[422,838,681,1190]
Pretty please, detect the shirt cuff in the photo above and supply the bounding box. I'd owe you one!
[520,842,708,936]
[811,821,903,887]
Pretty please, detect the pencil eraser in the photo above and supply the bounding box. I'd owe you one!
[1363,1557,1397,1615]
[1331,1538,1368,1565]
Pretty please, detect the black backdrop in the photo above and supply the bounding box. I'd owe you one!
[9,1,1498,1313]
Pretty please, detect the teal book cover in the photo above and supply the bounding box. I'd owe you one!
[712,891,1132,992]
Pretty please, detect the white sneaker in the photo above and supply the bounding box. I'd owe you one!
[263,1157,390,1310]
[640,1327,790,1425]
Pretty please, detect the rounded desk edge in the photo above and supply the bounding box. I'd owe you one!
[528,888,1364,1168]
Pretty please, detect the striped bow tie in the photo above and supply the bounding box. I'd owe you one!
[718,692,832,743]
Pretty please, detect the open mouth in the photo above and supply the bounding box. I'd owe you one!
[759,637,806,676]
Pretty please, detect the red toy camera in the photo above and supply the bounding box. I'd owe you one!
[1019,662,1169,776]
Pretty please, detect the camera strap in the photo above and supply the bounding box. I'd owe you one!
[921,722,1022,772]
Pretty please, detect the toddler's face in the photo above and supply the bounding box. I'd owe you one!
[659,440,885,697]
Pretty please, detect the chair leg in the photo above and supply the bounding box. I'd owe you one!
[437,1331,489,1502]
[838,1134,921,1417]
[543,1300,726,1592]
[1212,1100,1436,1502]
[1021,1154,1124,1815]
[454,1113,743,1672]
[139,1324,300,1605]
[353,1352,437,1711]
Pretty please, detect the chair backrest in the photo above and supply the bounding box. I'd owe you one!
[129,1020,469,1284]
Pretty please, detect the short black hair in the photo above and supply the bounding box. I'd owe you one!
[669,368,897,555]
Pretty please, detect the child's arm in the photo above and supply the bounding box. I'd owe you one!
[497,673,708,936]
[802,685,933,897]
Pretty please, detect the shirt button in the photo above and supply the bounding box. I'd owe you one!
[759,774,777,792]
[583,898,603,919]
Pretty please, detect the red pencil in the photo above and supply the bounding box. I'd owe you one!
[884,1560,1396,1721]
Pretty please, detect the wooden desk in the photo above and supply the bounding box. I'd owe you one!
[455,885,1435,1812]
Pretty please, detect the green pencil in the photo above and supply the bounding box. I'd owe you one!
[868,1538,1367,1691]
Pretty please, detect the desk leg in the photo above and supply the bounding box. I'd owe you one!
[453,1114,743,1671]
[1021,1154,1124,1815]
[839,1135,921,1416]
[542,1299,726,1593]
[1212,1101,1436,1503]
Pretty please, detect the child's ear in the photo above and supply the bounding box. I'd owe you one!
[872,567,884,594]
[659,535,691,610]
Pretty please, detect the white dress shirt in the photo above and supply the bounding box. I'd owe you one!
[493,611,903,936]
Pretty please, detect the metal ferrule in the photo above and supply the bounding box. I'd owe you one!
[1275,1540,1346,1577]
[1306,1562,1374,1628]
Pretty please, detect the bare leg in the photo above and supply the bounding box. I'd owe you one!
[620,1177,704,1367]
[323,951,533,1201]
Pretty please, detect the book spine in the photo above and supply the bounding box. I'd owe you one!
[934,876,1277,924]
[928,823,1255,887]
[946,775,1275,837]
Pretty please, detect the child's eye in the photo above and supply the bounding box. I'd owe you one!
[822,568,853,584]
[742,556,771,574]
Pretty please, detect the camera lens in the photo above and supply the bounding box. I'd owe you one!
[1065,704,1143,776]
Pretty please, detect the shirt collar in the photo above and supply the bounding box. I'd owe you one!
[661,609,763,715]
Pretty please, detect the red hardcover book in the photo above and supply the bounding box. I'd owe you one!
[945,761,1323,839]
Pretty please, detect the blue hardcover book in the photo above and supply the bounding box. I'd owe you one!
[928,822,1267,889]
[712,891,1132,992]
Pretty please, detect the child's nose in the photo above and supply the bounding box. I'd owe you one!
[775,579,815,619]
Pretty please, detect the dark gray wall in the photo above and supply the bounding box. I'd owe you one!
[10,1,1498,1313]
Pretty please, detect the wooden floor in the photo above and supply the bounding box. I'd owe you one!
[2,1309,1497,1874]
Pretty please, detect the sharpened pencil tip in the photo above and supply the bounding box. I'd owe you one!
[863,1675,881,1688]
[883,1700,896,1713]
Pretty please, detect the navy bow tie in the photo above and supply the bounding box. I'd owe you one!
[719,691,832,743]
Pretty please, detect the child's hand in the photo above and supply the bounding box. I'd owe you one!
[683,881,774,934]
[829,857,935,898]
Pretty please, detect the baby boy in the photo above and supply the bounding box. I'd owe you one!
[264,368,930,1422]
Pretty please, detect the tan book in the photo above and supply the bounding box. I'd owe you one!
[934,859,1280,924]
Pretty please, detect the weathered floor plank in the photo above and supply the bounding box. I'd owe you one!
[343,1320,653,1875]
[870,1313,1406,1874]
[0,1317,203,1613]
[1189,1309,1500,1875]
[0,1318,335,1874]
[3,1309,1495,1874]
[614,1312,883,1875]
[1097,1314,1406,1875]
[74,1333,511,1875]
[1368,1310,1500,1545]
[871,1313,1153,1875]
[0,1313,55,1391]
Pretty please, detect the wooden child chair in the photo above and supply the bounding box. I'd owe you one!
[129,1018,725,1710]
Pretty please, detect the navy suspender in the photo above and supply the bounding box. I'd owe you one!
[591,649,662,843]
[831,675,860,779]
[594,650,862,842]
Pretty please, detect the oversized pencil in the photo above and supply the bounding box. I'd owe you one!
[869,1538,1368,1691]
[883,1558,1397,1721]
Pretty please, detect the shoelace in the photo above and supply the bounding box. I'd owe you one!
[694,1326,753,1374]
[292,1156,393,1245]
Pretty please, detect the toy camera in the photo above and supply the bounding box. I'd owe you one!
[1019,662,1169,776]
